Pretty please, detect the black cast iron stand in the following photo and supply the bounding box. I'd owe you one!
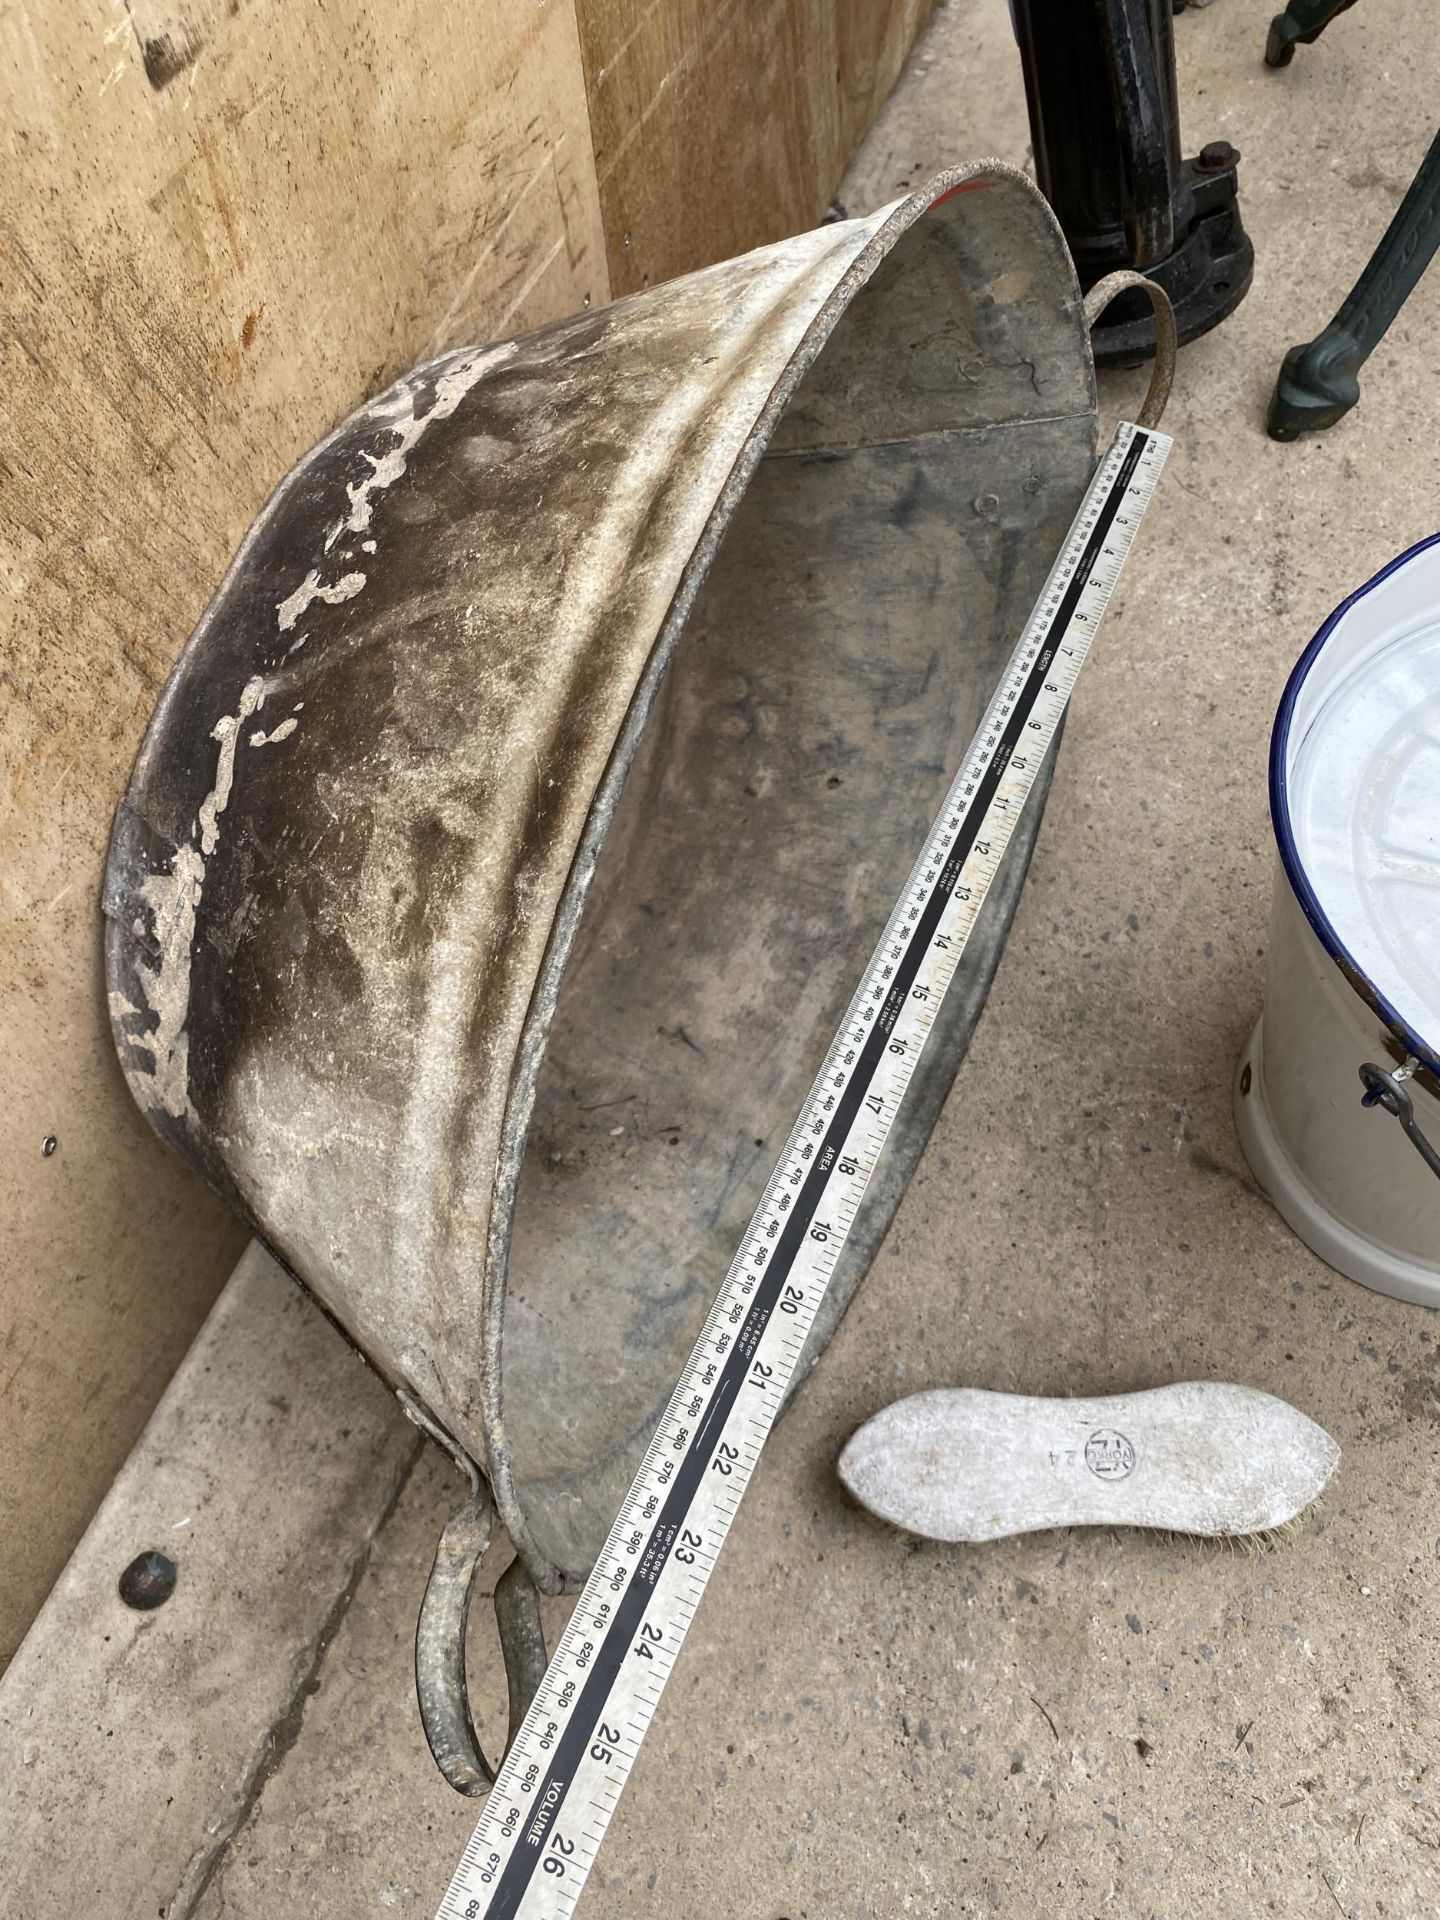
[1265,1,1440,438]
[1013,0,1254,365]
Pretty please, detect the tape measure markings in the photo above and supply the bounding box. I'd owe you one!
[436,419,1170,1920]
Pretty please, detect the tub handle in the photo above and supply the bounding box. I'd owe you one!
[403,1393,550,1795]
[1359,1059,1440,1183]
[1082,271,1177,428]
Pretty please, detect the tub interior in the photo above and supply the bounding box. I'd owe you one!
[1283,538,1440,1058]
[500,198,1095,1574]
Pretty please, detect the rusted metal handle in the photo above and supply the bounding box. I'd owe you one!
[403,1394,550,1795]
[1359,1060,1440,1184]
[1083,271,1177,427]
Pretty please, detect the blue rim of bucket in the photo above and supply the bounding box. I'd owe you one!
[1270,529,1440,1079]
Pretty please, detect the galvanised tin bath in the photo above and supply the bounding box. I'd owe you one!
[103,161,1168,1789]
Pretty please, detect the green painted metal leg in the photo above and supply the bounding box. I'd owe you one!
[1264,0,1359,70]
[1268,126,1440,439]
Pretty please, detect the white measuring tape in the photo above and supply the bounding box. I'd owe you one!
[435,419,1171,1919]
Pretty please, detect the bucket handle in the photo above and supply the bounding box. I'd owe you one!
[403,1393,550,1796]
[1082,271,1177,428]
[1359,1059,1440,1183]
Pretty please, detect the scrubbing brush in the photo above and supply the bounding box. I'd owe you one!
[838,1382,1338,1547]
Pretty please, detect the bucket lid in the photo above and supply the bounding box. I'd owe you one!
[1273,533,1440,1075]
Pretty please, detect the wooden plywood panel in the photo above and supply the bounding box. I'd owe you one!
[0,0,607,1665]
[575,0,934,295]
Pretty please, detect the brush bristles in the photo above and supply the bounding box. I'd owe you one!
[1154,1497,1327,1554]
[841,1493,1331,1552]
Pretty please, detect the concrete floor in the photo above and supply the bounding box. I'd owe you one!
[190,5,1440,1915]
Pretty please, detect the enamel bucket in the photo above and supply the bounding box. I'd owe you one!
[1236,536,1440,1306]
[104,160,1169,1790]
